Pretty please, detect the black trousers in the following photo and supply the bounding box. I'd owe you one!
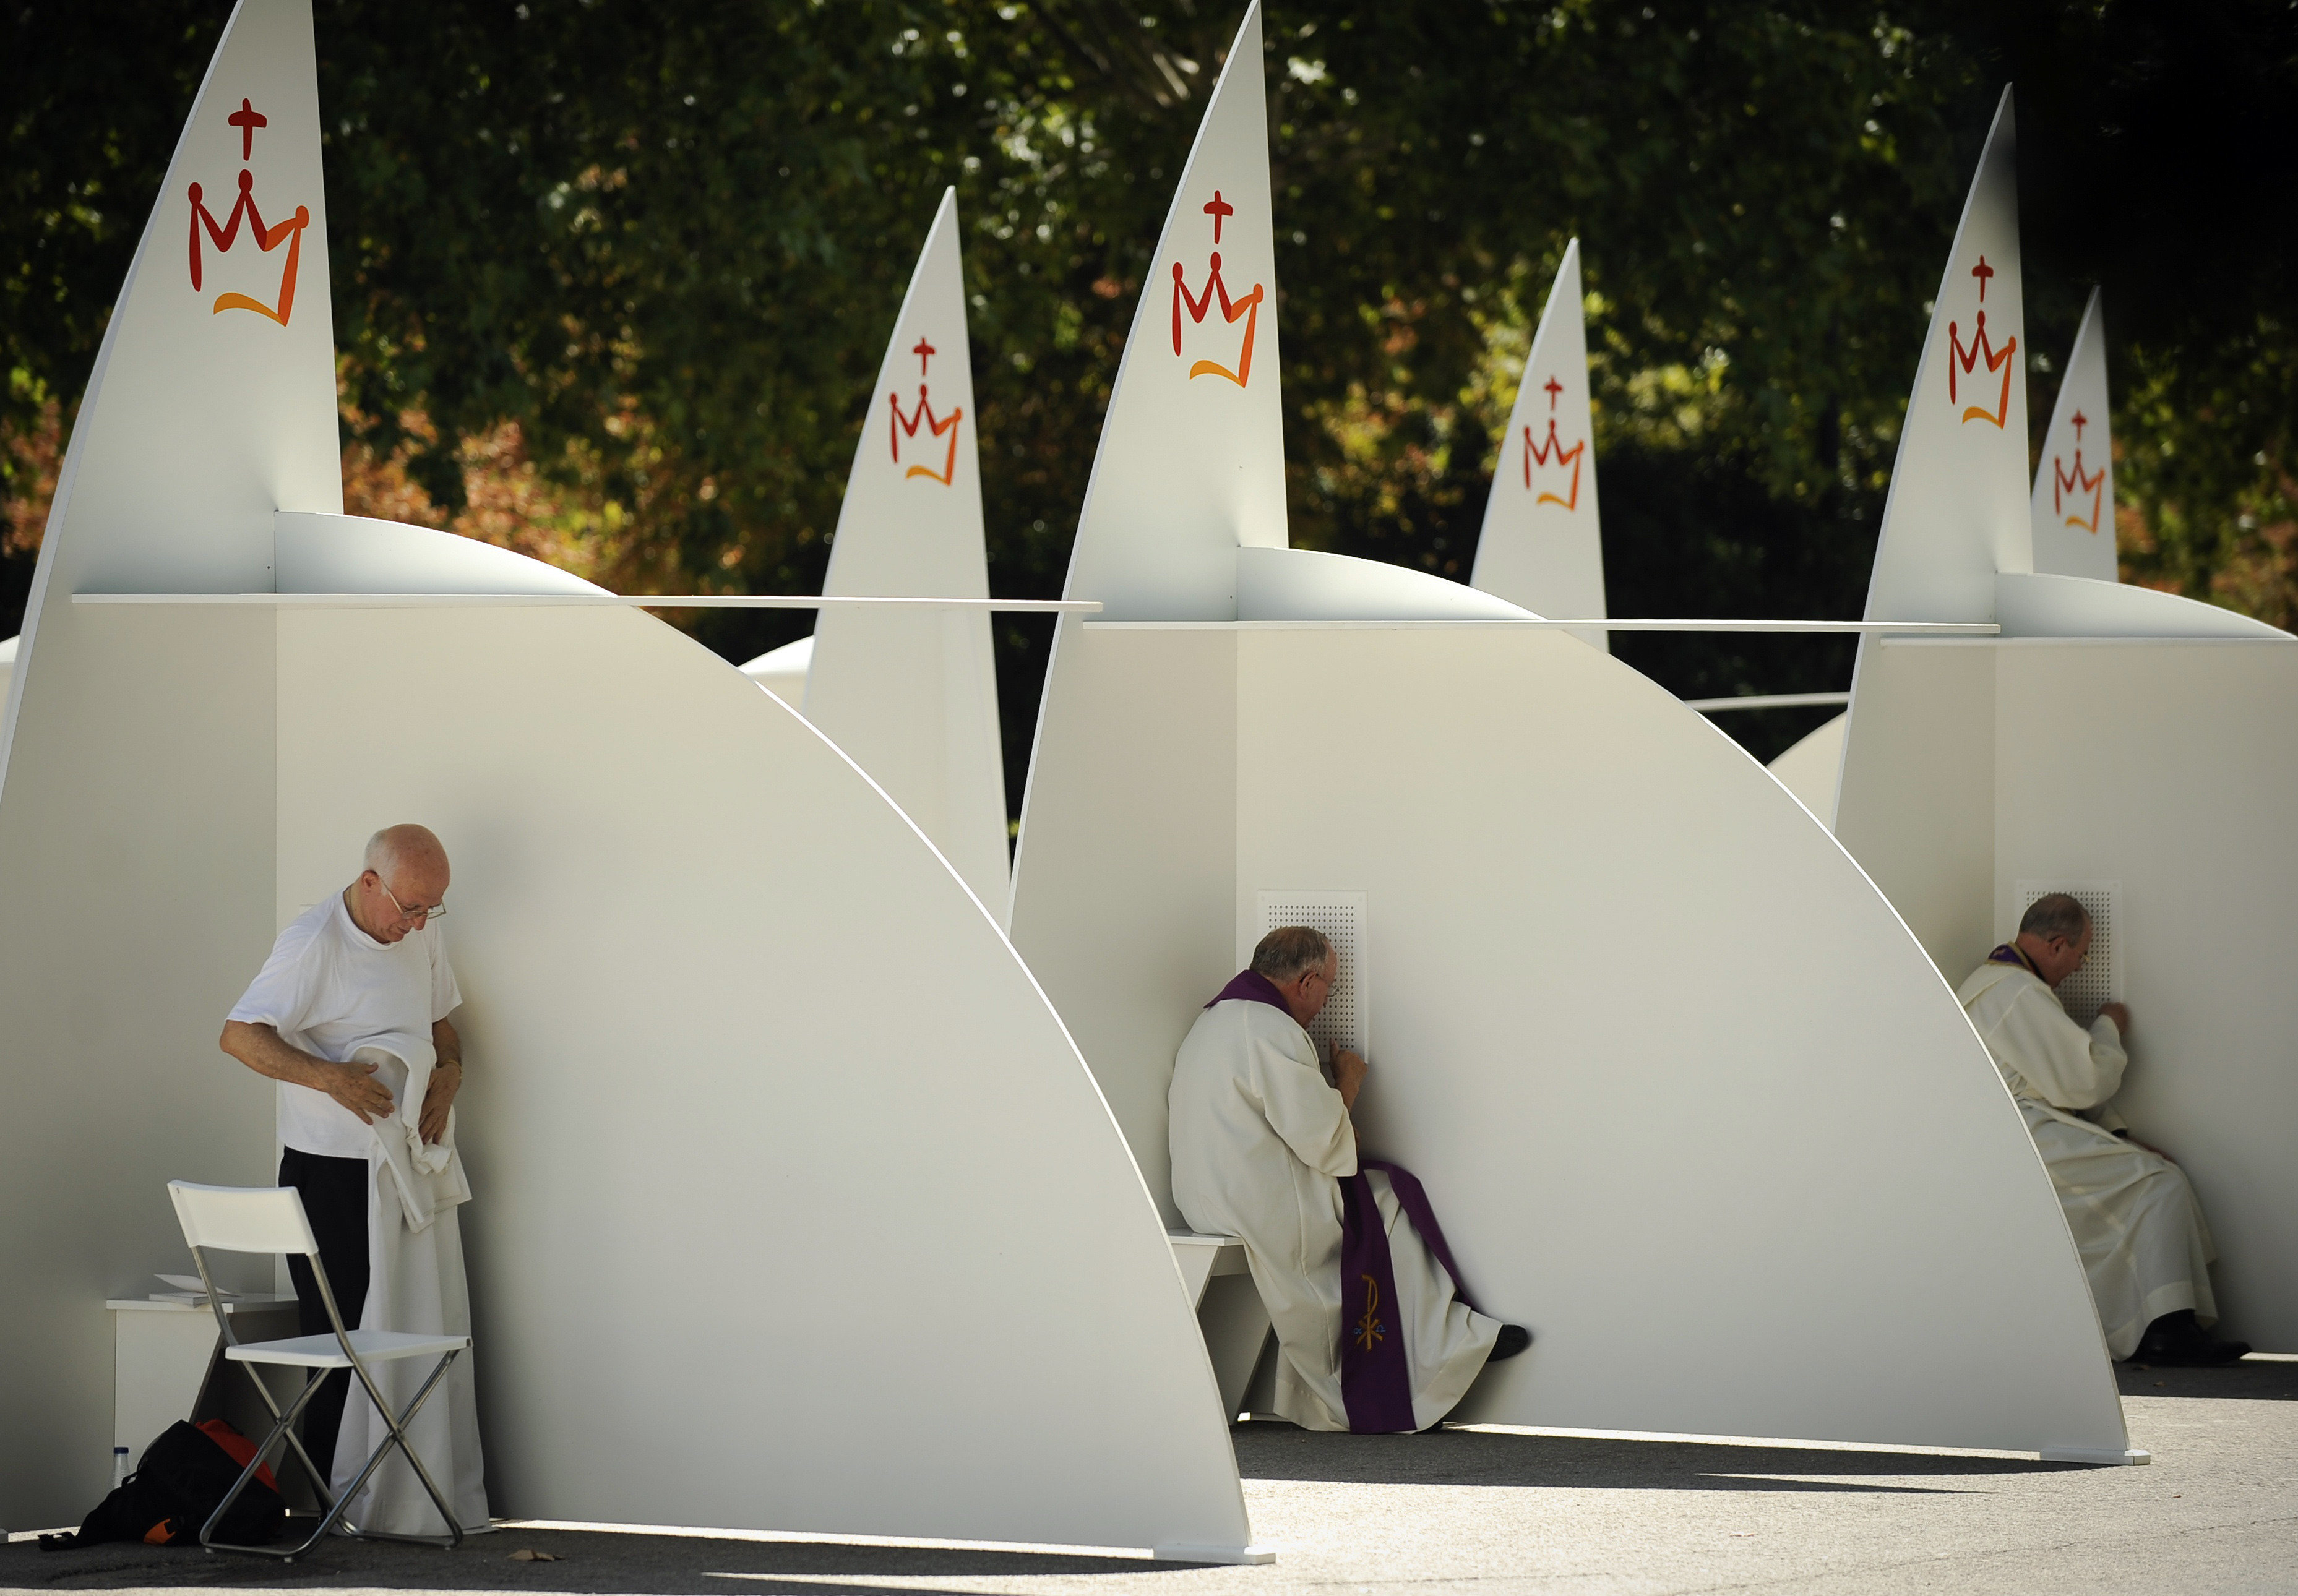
[278,1148,369,1487]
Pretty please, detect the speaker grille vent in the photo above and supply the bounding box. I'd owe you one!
[1252,891,1367,1060]
[2016,879,2122,1026]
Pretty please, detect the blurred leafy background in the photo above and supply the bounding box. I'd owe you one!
[5,0,2294,799]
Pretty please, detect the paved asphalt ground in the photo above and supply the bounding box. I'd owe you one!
[9,1358,2293,1596]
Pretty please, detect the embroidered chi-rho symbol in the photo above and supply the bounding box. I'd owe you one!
[1521,373,1586,510]
[2051,410,2106,533]
[1947,254,2017,429]
[185,97,312,327]
[1169,189,1265,387]
[889,335,963,486]
[1353,1274,1387,1351]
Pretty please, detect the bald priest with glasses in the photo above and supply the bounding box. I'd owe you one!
[218,823,463,1478]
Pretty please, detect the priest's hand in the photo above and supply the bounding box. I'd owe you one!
[419,1062,462,1144]
[2099,1002,2130,1037]
[1334,1049,1367,1110]
[325,1058,396,1125]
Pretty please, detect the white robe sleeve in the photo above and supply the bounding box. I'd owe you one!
[1996,983,2128,1111]
[1244,1028,1357,1178]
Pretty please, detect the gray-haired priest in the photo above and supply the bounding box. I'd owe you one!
[219,824,489,1529]
[1169,925,1530,1431]
[1958,893,2247,1367]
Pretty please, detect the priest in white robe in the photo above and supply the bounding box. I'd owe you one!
[1169,926,1528,1432]
[1958,893,2247,1365]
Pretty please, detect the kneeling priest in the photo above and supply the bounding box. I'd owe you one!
[1958,893,2247,1367]
[1170,926,1528,1432]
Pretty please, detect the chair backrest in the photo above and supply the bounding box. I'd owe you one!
[168,1181,321,1257]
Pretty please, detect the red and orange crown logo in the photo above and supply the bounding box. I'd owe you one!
[2051,410,2106,534]
[1947,254,2016,429]
[1170,190,1264,387]
[186,98,311,326]
[1520,374,1586,511]
[888,335,962,486]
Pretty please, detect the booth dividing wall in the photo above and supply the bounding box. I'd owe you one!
[0,610,280,1525]
[1834,640,1998,975]
[1006,620,1239,1225]
[1993,639,2298,1347]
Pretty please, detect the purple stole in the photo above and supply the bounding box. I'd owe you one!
[1989,943,2039,973]
[1205,971,1479,1433]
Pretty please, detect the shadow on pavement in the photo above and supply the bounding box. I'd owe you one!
[2117,1355,2298,1401]
[3,1527,1184,1594]
[1231,1421,2082,1494]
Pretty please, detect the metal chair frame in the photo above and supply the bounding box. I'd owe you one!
[170,1182,468,1560]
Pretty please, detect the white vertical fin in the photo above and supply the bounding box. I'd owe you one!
[0,0,336,796]
[2028,287,2116,583]
[32,0,336,601]
[1060,2,1282,620]
[1861,86,2029,622]
[804,190,1010,909]
[1470,238,1607,650]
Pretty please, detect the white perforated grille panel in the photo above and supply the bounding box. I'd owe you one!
[1253,892,1367,1061]
[2016,879,2122,1026]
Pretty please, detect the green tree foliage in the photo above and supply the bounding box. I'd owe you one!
[5,1,2294,790]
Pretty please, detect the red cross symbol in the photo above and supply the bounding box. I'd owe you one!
[1971,254,1995,302]
[2070,409,2088,442]
[228,98,267,161]
[1203,190,1234,244]
[912,337,936,376]
[1543,375,1564,411]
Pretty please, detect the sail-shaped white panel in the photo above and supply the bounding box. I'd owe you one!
[1010,24,2131,1456]
[2029,288,2117,583]
[1061,3,1283,620]
[1469,239,1606,649]
[0,0,1260,1551]
[801,192,1009,907]
[1861,88,2030,625]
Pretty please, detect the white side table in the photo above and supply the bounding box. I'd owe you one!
[107,1296,303,1467]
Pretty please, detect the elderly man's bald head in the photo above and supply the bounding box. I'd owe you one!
[366,824,449,888]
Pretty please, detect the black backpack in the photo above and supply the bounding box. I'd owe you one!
[39,1419,286,1549]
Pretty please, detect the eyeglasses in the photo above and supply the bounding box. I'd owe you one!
[377,880,446,924]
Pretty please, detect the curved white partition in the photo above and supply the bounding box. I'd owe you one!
[1768,711,1846,825]
[1010,6,2130,1457]
[0,0,1257,1550]
[270,597,1250,1550]
[740,633,814,708]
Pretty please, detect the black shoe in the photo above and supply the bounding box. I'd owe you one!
[2132,1310,2251,1367]
[1488,1324,1532,1362]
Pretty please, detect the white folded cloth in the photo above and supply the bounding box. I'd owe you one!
[349,1040,470,1233]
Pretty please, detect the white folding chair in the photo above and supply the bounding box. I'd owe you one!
[166,1180,471,1558]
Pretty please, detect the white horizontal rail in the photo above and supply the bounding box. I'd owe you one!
[1083,618,1998,635]
[72,593,1101,613]
[1541,619,1997,634]
[1684,692,1852,713]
